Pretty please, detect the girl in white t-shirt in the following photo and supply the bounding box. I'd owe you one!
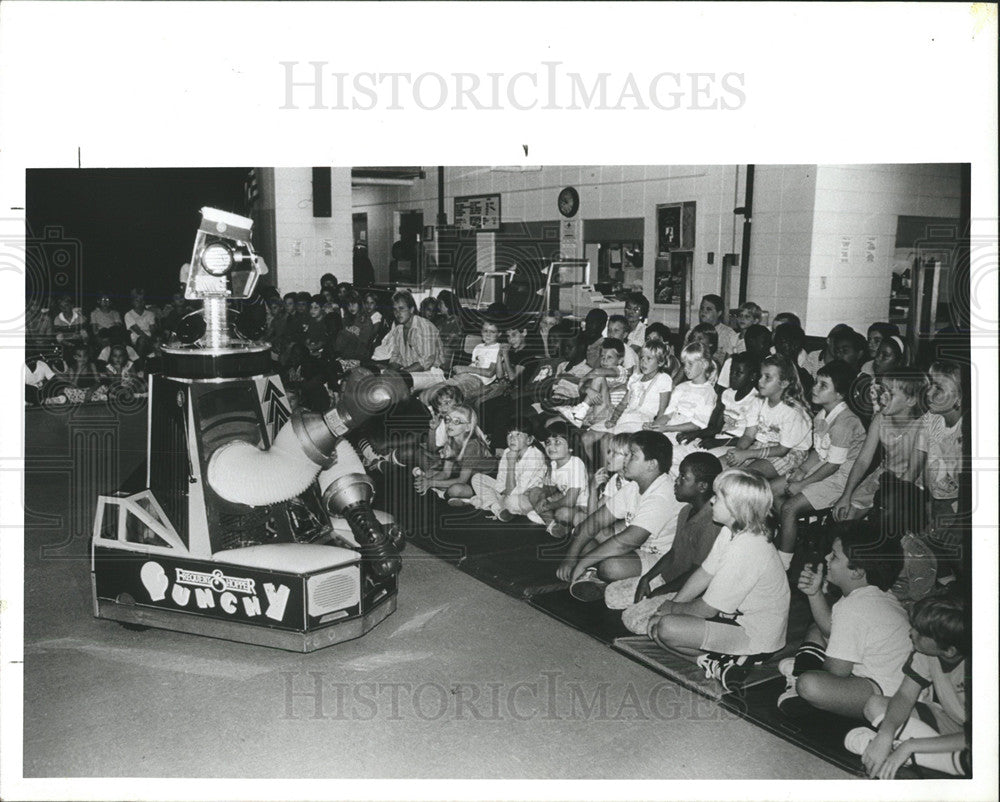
[646,469,790,685]
[595,341,673,435]
[646,342,718,437]
[725,355,813,479]
[580,340,673,472]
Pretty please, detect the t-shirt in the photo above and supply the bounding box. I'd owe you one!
[546,456,589,508]
[600,472,634,504]
[715,322,739,357]
[124,308,157,340]
[605,473,684,554]
[826,585,911,696]
[903,650,966,726]
[878,412,930,485]
[90,308,122,331]
[925,414,962,501]
[496,445,547,496]
[812,402,866,478]
[24,361,55,387]
[701,527,790,654]
[620,344,638,374]
[664,380,716,429]
[626,321,646,351]
[720,388,762,439]
[656,503,723,587]
[469,341,502,385]
[623,371,673,420]
[750,400,813,451]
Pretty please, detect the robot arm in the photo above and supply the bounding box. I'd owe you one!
[207,368,408,576]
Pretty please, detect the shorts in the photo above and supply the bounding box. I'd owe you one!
[621,593,676,635]
[850,466,883,510]
[700,617,753,654]
[605,575,666,610]
[800,471,850,510]
[766,448,809,477]
[636,548,661,575]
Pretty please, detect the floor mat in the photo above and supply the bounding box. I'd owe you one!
[528,589,631,644]
[718,676,954,780]
[611,636,780,701]
[460,542,571,599]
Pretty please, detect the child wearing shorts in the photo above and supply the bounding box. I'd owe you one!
[833,368,930,536]
[646,469,790,689]
[771,360,866,569]
[778,520,911,721]
[526,421,590,537]
[557,432,680,601]
[610,452,724,634]
[845,594,969,779]
[466,417,546,521]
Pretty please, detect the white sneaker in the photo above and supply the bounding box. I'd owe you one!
[844,726,878,756]
[554,405,584,427]
[778,656,797,679]
[570,567,607,602]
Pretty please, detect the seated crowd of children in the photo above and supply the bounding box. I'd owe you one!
[356,291,970,780]
[24,287,175,405]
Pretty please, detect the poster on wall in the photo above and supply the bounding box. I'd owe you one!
[454,193,501,231]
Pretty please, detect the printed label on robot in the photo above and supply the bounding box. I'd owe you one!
[140,560,290,622]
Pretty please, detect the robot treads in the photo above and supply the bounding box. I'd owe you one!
[91,208,407,651]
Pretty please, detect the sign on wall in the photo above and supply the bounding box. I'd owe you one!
[454,193,501,231]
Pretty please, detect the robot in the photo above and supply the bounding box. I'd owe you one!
[91,208,408,651]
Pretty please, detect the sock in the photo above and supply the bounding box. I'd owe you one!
[358,438,378,461]
[793,641,826,676]
[573,402,590,418]
[778,550,793,570]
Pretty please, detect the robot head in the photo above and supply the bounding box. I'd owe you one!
[182,208,267,301]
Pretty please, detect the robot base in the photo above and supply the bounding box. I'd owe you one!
[92,534,399,653]
[95,593,396,653]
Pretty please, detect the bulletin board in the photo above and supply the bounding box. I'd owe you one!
[454,193,502,231]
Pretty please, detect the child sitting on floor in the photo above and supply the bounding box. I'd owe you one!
[923,360,964,565]
[677,352,761,453]
[731,302,764,354]
[609,452,724,634]
[413,404,496,502]
[554,338,629,427]
[845,593,970,779]
[581,341,673,465]
[582,433,635,517]
[525,421,589,537]
[724,355,813,479]
[645,468,790,691]
[832,367,930,534]
[771,360,866,570]
[605,315,639,375]
[558,432,682,601]
[466,416,547,521]
[645,342,718,446]
[778,520,910,721]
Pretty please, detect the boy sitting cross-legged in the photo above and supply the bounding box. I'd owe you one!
[608,452,725,634]
[844,593,970,779]
[556,431,683,600]
[778,519,911,721]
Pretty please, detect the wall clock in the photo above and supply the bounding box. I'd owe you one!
[558,186,579,218]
